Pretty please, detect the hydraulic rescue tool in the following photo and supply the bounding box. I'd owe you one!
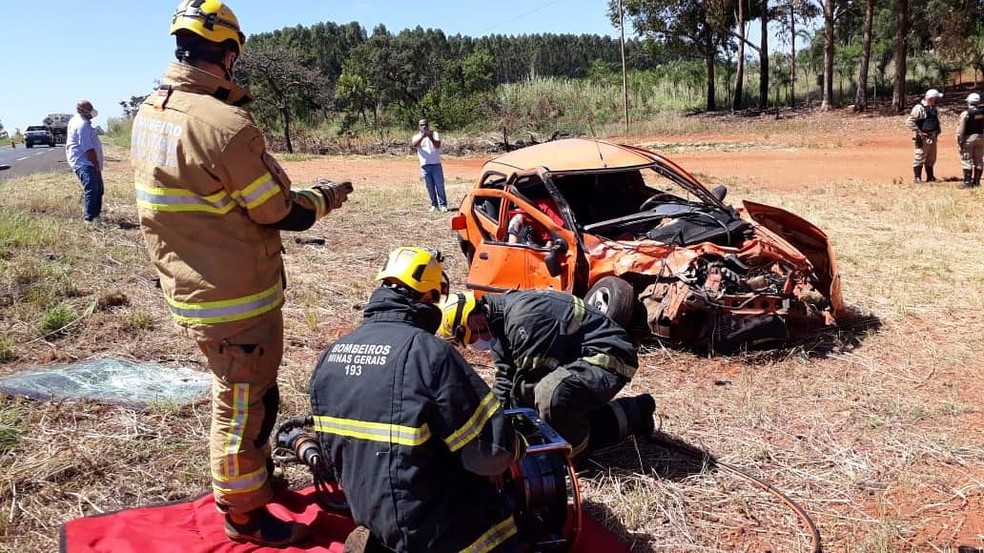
[272,408,582,551]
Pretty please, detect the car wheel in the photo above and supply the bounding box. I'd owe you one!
[585,276,634,328]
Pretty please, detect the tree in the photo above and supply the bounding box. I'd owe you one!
[0,120,7,139]
[890,0,908,111]
[119,94,150,118]
[853,0,876,111]
[820,0,836,109]
[611,0,735,111]
[237,43,332,153]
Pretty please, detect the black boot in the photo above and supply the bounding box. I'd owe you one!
[963,169,973,188]
[974,168,982,188]
[925,166,937,182]
[913,165,923,183]
[588,394,657,452]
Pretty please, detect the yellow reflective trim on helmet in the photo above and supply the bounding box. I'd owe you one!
[444,392,499,453]
[313,415,432,447]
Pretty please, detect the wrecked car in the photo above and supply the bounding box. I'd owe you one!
[450,138,847,354]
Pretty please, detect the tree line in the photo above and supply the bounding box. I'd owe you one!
[610,0,984,112]
[114,7,984,153]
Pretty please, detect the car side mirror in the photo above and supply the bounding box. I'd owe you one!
[712,184,728,202]
[544,236,568,277]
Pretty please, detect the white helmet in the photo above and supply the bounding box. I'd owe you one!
[967,93,981,106]
[925,89,943,100]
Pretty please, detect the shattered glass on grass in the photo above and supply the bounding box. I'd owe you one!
[0,359,210,407]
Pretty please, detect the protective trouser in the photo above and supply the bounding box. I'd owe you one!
[912,133,938,173]
[199,310,283,515]
[960,135,984,180]
[531,361,625,463]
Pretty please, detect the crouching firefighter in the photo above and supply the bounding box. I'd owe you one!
[309,247,530,552]
[439,290,656,467]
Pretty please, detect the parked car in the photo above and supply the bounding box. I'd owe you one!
[24,126,55,148]
[450,138,848,353]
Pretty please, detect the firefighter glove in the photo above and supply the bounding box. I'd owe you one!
[314,179,354,210]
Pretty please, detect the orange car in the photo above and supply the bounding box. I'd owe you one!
[450,138,848,354]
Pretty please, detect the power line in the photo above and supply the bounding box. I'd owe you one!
[475,0,568,35]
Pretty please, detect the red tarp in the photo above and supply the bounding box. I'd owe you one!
[61,485,630,553]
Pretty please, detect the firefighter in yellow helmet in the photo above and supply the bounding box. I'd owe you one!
[130,0,353,546]
[440,290,655,466]
[309,247,529,551]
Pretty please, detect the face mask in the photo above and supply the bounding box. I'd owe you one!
[468,336,497,352]
[89,109,98,119]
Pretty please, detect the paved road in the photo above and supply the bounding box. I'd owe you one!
[0,143,69,180]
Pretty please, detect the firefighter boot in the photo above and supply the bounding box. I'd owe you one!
[913,166,923,183]
[925,165,937,182]
[224,506,309,547]
[588,394,658,452]
[963,169,973,188]
[344,526,390,553]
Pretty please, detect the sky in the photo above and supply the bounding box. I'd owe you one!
[0,0,620,134]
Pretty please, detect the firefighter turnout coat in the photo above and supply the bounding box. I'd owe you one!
[310,287,524,552]
[131,62,300,514]
[131,62,294,341]
[483,290,639,458]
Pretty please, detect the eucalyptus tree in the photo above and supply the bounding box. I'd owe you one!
[610,0,736,111]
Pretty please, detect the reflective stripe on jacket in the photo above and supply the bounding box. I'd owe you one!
[310,287,521,552]
[484,290,639,402]
[131,63,293,340]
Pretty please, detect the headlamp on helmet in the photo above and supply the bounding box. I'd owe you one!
[171,0,246,53]
[375,247,448,301]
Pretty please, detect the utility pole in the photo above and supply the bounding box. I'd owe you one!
[619,0,629,135]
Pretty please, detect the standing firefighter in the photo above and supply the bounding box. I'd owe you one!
[440,290,656,466]
[906,88,944,183]
[310,247,528,552]
[131,0,352,546]
[956,92,984,188]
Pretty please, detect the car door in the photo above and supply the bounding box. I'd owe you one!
[465,170,580,294]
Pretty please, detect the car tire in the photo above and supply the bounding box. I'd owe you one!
[585,276,635,329]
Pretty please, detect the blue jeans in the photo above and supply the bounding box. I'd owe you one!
[75,165,103,221]
[420,163,447,208]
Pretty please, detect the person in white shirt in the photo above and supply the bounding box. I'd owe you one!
[65,100,105,223]
[410,118,447,212]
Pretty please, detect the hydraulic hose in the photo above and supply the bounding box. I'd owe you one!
[647,432,822,553]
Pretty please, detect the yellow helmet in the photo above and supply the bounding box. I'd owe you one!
[439,292,479,344]
[375,247,447,299]
[170,0,246,53]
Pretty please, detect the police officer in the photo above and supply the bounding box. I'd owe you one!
[906,88,944,183]
[439,290,656,465]
[310,247,528,553]
[131,0,352,546]
[956,92,984,188]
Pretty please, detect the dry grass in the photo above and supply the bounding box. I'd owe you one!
[1,118,983,552]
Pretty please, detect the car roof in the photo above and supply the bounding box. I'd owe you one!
[482,138,659,177]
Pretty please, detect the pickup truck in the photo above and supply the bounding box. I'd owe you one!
[25,126,56,148]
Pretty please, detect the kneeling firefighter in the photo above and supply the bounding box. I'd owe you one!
[440,290,656,466]
[309,247,530,552]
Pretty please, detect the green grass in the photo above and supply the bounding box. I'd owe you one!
[38,304,76,337]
